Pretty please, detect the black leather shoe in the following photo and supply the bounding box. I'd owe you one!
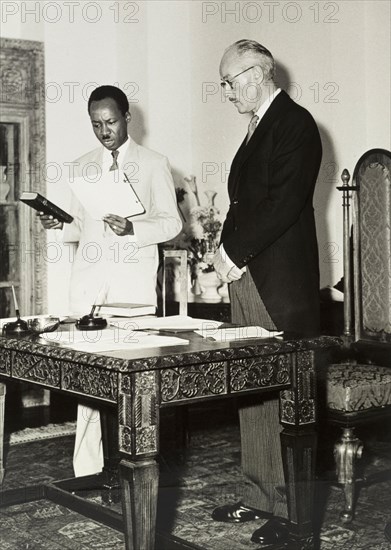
[212,501,273,523]
[251,518,289,545]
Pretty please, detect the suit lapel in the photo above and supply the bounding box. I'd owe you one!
[228,137,247,196]
[239,91,291,166]
[120,137,140,184]
[91,148,104,166]
[122,137,138,164]
[228,91,292,197]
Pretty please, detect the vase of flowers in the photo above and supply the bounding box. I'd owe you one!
[197,267,222,301]
[175,176,223,300]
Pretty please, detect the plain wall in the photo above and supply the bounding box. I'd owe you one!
[1,0,390,312]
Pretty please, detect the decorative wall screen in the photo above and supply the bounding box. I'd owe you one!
[0,37,47,317]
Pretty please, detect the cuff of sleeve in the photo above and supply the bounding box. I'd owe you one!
[125,219,134,235]
[126,220,137,243]
[219,244,236,269]
[219,243,247,273]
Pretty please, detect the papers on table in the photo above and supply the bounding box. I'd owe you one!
[195,325,283,342]
[40,327,188,352]
[2,313,282,348]
[68,173,145,220]
[109,315,223,332]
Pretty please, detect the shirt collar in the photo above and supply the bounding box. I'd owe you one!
[103,135,129,166]
[253,88,281,123]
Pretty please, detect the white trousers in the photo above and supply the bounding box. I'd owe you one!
[73,404,103,477]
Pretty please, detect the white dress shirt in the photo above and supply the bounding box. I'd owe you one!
[101,135,130,173]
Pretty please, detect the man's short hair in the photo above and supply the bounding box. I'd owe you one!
[88,85,129,115]
[232,40,275,82]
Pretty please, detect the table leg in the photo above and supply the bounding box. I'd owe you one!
[279,350,318,549]
[119,458,159,550]
[118,370,160,550]
[280,427,317,546]
[0,383,6,484]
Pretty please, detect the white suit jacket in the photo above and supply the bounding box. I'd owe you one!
[62,137,182,313]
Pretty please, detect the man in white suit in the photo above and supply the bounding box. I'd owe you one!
[39,85,182,476]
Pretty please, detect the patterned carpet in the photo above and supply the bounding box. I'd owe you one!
[8,421,76,445]
[1,409,391,550]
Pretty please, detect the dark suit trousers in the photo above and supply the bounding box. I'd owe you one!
[230,269,287,518]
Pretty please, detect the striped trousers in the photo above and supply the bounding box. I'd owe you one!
[230,269,287,518]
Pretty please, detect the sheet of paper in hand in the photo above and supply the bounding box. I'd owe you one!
[68,172,145,220]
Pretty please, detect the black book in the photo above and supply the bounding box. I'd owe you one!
[19,192,74,224]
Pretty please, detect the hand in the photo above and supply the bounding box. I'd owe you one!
[103,214,134,236]
[213,249,244,283]
[36,212,63,230]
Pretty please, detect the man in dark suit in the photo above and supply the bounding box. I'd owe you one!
[212,40,322,546]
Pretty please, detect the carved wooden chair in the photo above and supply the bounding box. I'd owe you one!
[324,149,391,522]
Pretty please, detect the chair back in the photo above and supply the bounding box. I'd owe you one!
[352,149,391,344]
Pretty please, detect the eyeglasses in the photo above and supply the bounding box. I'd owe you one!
[220,66,256,90]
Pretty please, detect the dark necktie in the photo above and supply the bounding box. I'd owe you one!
[246,114,259,144]
[109,150,119,171]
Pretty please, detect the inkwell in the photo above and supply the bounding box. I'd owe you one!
[76,286,108,331]
[2,286,31,336]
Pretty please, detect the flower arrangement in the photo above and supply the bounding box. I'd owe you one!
[175,176,223,276]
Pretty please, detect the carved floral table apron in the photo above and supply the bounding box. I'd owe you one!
[0,331,339,550]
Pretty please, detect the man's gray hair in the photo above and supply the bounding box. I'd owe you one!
[231,39,275,82]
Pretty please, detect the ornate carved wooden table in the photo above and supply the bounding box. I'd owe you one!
[0,329,339,550]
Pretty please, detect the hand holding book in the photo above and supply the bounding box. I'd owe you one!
[19,191,73,228]
[37,212,64,230]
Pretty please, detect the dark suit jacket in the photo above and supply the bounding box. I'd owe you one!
[221,90,322,335]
